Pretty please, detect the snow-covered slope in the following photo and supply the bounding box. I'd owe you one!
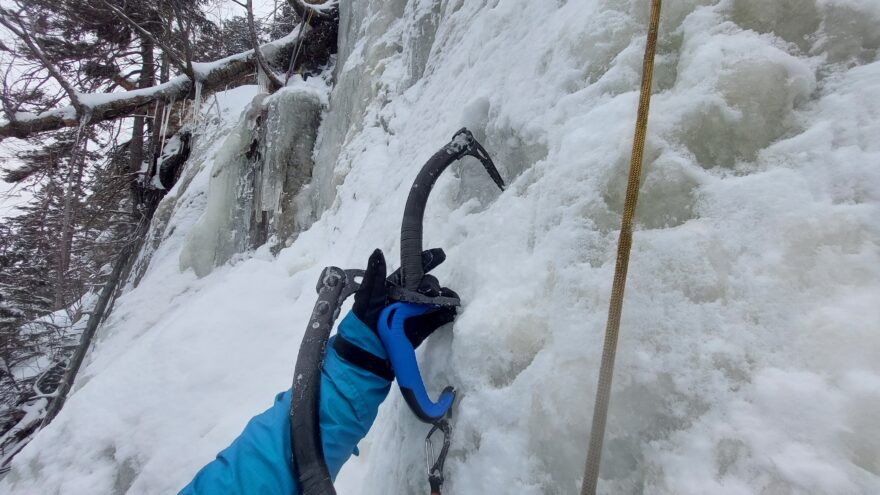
[4,0,880,493]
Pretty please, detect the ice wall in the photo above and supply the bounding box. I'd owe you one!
[3,1,879,494]
[180,82,325,276]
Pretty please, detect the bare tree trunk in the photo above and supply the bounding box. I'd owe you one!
[54,127,87,309]
[42,244,135,427]
[131,37,156,210]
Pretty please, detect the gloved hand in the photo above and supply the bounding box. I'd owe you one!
[353,248,458,348]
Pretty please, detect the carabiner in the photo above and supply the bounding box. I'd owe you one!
[425,420,452,495]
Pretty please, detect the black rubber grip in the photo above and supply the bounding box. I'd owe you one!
[290,267,347,495]
[400,135,471,290]
[398,129,504,295]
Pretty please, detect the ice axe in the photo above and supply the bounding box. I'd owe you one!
[290,128,503,495]
[379,128,504,423]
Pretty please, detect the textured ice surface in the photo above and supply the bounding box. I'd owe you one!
[179,81,325,276]
[3,0,880,494]
[177,92,266,276]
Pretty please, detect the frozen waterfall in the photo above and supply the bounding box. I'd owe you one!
[2,1,879,494]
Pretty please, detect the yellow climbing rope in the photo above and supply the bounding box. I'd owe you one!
[580,1,662,494]
[287,7,315,82]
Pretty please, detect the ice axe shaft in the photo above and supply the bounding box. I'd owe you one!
[383,127,504,493]
[396,128,505,304]
[290,267,362,495]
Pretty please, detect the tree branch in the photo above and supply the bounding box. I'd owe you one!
[98,0,193,79]
[247,0,283,91]
[0,32,305,140]
[287,0,337,21]
[110,73,137,91]
[0,11,84,116]
[171,1,196,80]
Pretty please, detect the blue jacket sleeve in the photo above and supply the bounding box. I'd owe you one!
[179,312,392,494]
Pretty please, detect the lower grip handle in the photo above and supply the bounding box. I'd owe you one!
[377,302,456,423]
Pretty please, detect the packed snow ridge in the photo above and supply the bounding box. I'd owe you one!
[3,0,879,494]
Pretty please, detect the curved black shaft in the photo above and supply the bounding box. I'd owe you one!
[290,267,361,495]
[399,128,504,301]
[290,129,502,495]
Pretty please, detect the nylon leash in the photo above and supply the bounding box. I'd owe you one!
[580,1,662,494]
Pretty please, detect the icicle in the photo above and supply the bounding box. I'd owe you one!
[151,100,159,126]
[159,98,174,155]
[257,66,271,94]
[191,81,203,123]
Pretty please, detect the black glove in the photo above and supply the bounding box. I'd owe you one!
[353,249,458,349]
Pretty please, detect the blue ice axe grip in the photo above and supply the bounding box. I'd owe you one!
[377,302,456,423]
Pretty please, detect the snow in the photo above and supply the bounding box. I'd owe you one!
[191,31,299,80]
[74,78,190,108]
[3,0,880,494]
[12,111,37,121]
[2,105,77,125]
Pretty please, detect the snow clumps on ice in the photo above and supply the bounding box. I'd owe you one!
[3,0,880,494]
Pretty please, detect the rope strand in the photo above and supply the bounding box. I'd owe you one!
[580,1,662,494]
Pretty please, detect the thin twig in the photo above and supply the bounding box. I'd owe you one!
[98,0,193,79]
[0,10,84,115]
[171,0,196,79]
[246,0,283,90]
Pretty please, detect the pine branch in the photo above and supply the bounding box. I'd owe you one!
[0,10,84,116]
[0,32,302,140]
[98,0,193,79]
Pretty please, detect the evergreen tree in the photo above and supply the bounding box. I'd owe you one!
[0,0,229,467]
[0,0,339,471]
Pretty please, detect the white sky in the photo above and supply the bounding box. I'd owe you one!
[0,178,30,217]
[0,142,34,218]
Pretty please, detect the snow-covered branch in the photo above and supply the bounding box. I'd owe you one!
[288,0,338,21]
[0,31,305,141]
